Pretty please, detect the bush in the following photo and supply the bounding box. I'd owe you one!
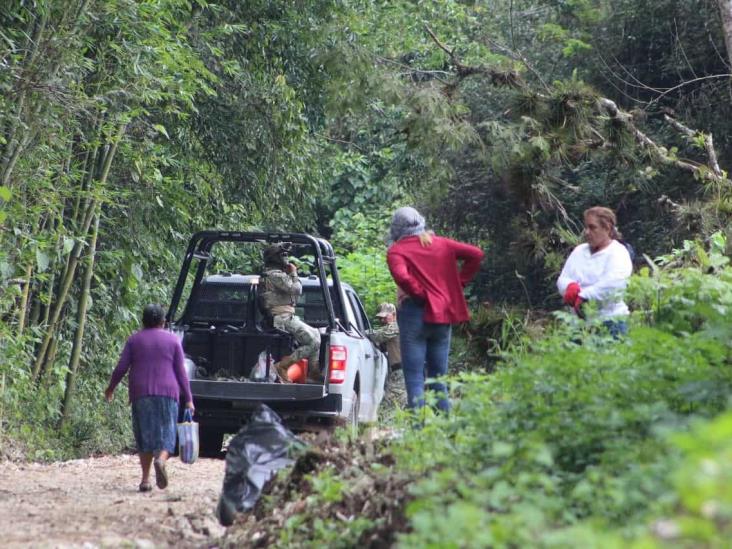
[649,411,732,546]
[455,304,548,372]
[336,248,397,317]
[387,233,732,546]
[627,231,732,337]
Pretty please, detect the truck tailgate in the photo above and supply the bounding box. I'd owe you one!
[190,380,327,401]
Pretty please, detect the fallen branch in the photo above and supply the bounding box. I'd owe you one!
[662,114,724,178]
[422,28,729,188]
[598,98,727,184]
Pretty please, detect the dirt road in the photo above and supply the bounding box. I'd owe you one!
[0,454,227,548]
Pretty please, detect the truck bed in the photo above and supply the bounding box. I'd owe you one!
[190,379,326,401]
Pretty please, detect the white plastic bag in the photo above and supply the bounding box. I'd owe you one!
[177,409,199,464]
[249,350,276,382]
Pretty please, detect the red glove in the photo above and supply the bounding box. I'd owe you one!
[563,282,581,305]
[573,295,586,314]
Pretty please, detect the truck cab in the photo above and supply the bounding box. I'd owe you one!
[167,231,388,455]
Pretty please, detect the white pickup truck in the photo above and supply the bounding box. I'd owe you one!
[166,231,388,456]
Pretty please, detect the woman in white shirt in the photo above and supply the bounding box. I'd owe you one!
[557,206,633,337]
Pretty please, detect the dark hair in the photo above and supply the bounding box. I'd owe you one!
[142,304,166,328]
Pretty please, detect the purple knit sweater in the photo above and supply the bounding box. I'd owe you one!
[108,327,193,404]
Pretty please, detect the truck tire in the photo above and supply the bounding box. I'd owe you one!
[199,428,224,458]
[346,389,360,438]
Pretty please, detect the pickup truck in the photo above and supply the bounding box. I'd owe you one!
[166,231,388,456]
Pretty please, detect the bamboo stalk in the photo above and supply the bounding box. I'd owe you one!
[31,199,96,381]
[17,263,33,335]
[32,123,125,381]
[0,8,48,187]
[44,337,60,381]
[61,211,99,425]
[40,271,56,327]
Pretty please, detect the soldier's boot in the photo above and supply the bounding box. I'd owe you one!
[274,355,296,383]
[306,367,324,384]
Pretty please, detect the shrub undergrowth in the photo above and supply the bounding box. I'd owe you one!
[388,232,732,547]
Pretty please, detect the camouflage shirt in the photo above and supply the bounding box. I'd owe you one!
[369,321,399,344]
[368,321,401,367]
[259,268,301,316]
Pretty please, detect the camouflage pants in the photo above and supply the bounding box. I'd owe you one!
[384,369,407,409]
[273,314,321,371]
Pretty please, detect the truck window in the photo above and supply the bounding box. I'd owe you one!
[345,290,371,334]
[296,287,330,327]
[190,283,249,324]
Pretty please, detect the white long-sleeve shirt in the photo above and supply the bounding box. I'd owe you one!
[556,240,633,318]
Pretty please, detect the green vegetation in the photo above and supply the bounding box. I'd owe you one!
[390,234,732,546]
[331,212,398,316]
[220,233,732,547]
[255,234,732,548]
[3,0,732,545]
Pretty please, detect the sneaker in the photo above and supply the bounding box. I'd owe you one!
[153,458,168,489]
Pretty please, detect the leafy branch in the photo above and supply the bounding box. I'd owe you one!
[423,24,522,88]
[423,26,730,190]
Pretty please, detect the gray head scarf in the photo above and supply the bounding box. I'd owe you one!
[389,206,426,244]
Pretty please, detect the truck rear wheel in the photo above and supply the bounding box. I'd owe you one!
[346,390,360,438]
[199,428,224,458]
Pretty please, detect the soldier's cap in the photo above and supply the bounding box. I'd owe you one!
[376,303,396,317]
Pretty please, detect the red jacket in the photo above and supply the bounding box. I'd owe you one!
[387,235,484,324]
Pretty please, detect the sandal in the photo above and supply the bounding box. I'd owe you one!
[153,458,168,489]
[139,481,152,492]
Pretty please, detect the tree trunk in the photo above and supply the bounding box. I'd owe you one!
[718,0,732,68]
[61,211,99,426]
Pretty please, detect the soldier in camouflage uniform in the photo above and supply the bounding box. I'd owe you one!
[368,303,401,371]
[259,243,321,383]
[368,302,406,408]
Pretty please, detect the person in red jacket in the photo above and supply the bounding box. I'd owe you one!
[386,206,484,412]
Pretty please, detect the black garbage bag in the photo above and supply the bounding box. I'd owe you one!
[217,404,307,526]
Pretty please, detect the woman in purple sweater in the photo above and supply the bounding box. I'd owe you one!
[105,304,194,492]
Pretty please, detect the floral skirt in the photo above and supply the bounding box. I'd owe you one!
[131,396,178,454]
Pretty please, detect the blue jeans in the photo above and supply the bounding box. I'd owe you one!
[397,299,452,412]
[603,319,628,339]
